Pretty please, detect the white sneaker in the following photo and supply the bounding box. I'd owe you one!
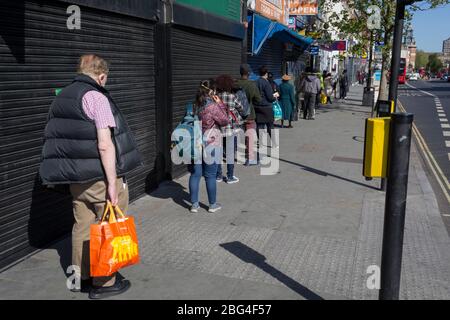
[208,203,222,213]
[225,176,239,184]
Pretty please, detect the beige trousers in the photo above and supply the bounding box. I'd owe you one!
[70,177,128,287]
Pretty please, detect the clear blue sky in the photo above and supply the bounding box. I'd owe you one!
[411,3,450,52]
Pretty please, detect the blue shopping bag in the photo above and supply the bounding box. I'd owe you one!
[273,101,283,121]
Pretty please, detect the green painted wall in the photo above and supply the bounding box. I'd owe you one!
[175,0,241,22]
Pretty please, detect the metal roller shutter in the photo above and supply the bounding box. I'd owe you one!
[248,37,284,80]
[170,26,242,178]
[247,24,284,79]
[0,0,156,270]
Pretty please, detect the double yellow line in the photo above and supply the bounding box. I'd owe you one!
[397,101,450,206]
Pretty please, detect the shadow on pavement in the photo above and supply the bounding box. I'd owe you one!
[277,158,379,191]
[47,236,72,275]
[149,180,208,210]
[220,241,323,300]
[26,174,73,277]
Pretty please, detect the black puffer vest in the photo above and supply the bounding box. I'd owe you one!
[39,75,142,185]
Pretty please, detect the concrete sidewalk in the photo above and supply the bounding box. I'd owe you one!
[1,86,449,300]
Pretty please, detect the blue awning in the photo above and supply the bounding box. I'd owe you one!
[250,13,313,55]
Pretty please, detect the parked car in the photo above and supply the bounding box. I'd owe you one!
[441,74,448,81]
[409,73,419,81]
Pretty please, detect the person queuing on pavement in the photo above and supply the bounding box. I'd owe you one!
[268,72,279,97]
[279,74,296,128]
[236,64,261,166]
[39,54,142,299]
[324,72,333,105]
[315,70,324,109]
[214,74,245,184]
[339,69,349,100]
[295,71,307,121]
[255,66,279,148]
[189,80,230,213]
[300,67,321,120]
[332,70,339,99]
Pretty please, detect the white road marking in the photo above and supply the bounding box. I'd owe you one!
[406,83,437,97]
[400,88,450,206]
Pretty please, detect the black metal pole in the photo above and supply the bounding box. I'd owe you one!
[379,112,414,300]
[367,32,373,90]
[388,1,409,112]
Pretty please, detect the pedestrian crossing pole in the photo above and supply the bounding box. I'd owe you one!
[387,0,416,111]
[379,113,414,300]
[379,0,417,300]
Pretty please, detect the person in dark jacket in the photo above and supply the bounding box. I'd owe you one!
[268,72,279,96]
[339,69,349,99]
[236,64,261,166]
[39,54,142,299]
[255,66,279,148]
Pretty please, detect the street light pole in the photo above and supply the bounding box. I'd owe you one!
[388,0,415,112]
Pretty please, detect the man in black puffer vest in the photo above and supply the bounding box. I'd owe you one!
[40,54,142,299]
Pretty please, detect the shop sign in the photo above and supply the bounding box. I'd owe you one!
[287,0,319,16]
[254,0,285,24]
[331,40,347,51]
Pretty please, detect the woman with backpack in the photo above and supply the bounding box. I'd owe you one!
[214,74,245,184]
[189,80,230,213]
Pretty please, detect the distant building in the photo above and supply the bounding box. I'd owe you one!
[402,24,417,71]
[443,37,450,55]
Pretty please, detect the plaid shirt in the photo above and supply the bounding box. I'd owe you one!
[218,92,244,115]
[82,90,116,129]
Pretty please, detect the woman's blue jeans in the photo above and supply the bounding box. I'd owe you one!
[188,161,218,206]
[217,136,237,180]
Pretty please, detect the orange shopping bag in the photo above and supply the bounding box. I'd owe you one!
[90,201,140,277]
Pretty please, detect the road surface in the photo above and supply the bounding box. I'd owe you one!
[398,79,450,231]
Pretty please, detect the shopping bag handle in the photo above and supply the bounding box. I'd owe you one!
[100,201,126,223]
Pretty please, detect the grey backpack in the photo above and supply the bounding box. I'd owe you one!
[235,89,251,118]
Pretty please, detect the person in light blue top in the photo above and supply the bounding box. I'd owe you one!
[279,74,296,128]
